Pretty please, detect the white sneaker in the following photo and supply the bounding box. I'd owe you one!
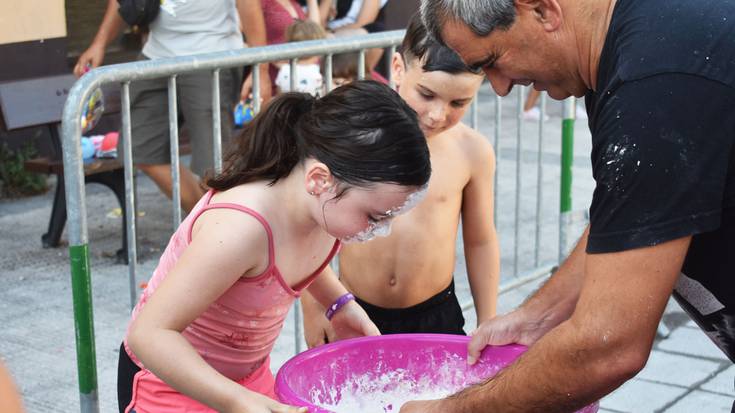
[523,107,549,121]
[576,105,588,120]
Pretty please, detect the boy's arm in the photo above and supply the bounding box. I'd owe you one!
[73,0,125,77]
[461,134,500,325]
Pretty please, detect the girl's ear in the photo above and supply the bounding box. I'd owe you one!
[391,52,406,89]
[304,161,336,195]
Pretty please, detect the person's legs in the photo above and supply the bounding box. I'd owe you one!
[177,67,242,181]
[136,163,204,213]
[122,76,204,211]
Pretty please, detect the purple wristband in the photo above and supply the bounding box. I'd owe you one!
[325,293,355,320]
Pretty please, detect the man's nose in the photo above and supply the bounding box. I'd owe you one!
[484,68,513,96]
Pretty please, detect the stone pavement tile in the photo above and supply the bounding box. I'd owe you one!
[636,350,721,387]
[665,390,733,412]
[656,326,729,360]
[600,379,687,412]
[701,365,735,396]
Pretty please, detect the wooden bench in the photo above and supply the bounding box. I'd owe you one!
[0,74,129,260]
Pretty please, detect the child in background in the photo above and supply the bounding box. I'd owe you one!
[117,81,432,413]
[275,20,326,96]
[328,51,389,89]
[303,13,500,344]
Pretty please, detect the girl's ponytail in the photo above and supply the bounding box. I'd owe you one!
[207,92,315,190]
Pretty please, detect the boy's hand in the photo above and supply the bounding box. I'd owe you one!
[329,300,380,342]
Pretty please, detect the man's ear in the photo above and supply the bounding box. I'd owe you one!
[391,52,407,89]
[516,0,563,32]
[304,162,336,195]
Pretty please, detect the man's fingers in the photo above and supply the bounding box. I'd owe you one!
[467,327,491,365]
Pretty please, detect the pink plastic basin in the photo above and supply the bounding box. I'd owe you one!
[276,334,599,412]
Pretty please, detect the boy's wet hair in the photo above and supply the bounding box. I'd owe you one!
[399,12,481,75]
[285,19,327,43]
[208,80,431,191]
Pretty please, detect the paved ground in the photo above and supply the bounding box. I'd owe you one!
[0,86,732,412]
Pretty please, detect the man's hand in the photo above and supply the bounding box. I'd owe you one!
[399,399,444,413]
[329,300,380,342]
[467,307,551,365]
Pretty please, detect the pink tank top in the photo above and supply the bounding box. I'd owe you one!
[124,190,340,380]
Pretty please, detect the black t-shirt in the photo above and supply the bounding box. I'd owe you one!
[586,0,735,361]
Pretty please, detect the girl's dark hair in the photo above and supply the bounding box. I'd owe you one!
[400,12,481,75]
[207,80,431,190]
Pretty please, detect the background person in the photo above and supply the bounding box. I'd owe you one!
[74,0,271,213]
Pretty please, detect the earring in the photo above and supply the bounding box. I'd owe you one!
[309,191,316,196]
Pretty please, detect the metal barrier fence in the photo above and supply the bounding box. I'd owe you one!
[60,31,579,412]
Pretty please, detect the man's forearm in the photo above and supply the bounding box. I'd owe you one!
[446,319,622,413]
[518,227,589,326]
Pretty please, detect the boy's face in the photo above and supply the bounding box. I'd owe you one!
[392,53,484,138]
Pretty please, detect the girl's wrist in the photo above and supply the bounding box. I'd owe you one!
[325,292,355,320]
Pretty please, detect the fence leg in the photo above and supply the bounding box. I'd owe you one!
[70,246,99,412]
[558,97,576,262]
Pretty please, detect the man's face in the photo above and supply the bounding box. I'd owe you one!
[440,10,587,99]
[392,54,484,138]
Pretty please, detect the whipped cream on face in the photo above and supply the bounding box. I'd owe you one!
[340,184,429,244]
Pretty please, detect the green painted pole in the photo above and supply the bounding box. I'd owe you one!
[69,244,98,409]
[559,97,575,262]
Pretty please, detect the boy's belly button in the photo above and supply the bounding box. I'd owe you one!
[389,276,397,286]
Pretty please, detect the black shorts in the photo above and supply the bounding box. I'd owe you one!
[117,343,141,413]
[355,279,466,335]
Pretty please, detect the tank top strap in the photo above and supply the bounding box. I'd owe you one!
[292,239,342,292]
[187,201,276,270]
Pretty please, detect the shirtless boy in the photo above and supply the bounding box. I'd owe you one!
[302,13,499,345]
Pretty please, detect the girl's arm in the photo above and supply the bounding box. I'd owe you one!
[317,0,334,28]
[127,209,301,412]
[305,0,322,26]
[237,0,272,103]
[462,134,500,325]
[333,0,381,31]
[305,265,380,341]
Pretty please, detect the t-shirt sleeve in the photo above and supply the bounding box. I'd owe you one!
[586,73,735,253]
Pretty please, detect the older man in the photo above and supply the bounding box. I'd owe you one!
[401,0,735,412]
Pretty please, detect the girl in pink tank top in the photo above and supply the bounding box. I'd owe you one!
[119,81,431,413]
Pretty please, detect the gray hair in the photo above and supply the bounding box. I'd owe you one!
[420,0,516,43]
